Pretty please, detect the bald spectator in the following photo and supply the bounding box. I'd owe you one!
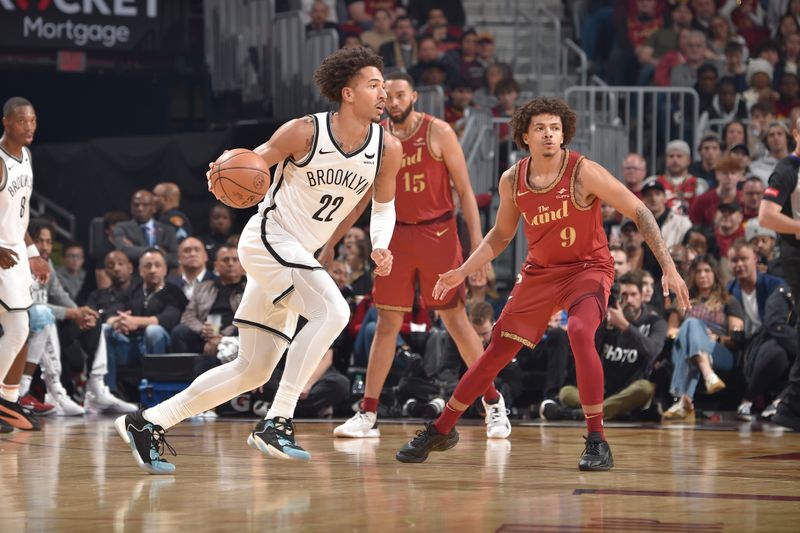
[153,182,192,242]
[168,237,215,300]
[689,155,744,227]
[112,190,178,268]
[622,153,647,198]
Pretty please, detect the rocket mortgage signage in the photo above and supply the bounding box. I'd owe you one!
[0,0,159,51]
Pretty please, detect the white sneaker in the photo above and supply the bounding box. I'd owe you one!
[46,383,85,416]
[85,385,138,414]
[333,411,380,438]
[482,395,511,439]
[737,401,753,422]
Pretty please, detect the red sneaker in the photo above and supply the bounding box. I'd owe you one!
[20,393,57,416]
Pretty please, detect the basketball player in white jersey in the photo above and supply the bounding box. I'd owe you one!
[116,47,402,474]
[0,97,50,432]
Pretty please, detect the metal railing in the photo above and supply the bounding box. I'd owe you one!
[304,29,339,112]
[562,37,588,89]
[512,4,562,94]
[272,11,305,121]
[31,192,76,242]
[415,85,445,119]
[565,86,700,176]
[460,109,497,196]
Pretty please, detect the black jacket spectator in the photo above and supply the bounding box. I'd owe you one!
[127,278,187,331]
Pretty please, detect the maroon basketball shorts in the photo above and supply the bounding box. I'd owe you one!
[373,217,465,311]
[496,261,614,348]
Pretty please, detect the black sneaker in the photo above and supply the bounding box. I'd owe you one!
[539,399,583,421]
[247,416,311,461]
[772,402,800,431]
[0,417,12,433]
[0,396,41,431]
[396,423,459,463]
[114,410,176,475]
[578,432,614,471]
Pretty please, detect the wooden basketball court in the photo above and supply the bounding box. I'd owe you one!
[1,416,799,532]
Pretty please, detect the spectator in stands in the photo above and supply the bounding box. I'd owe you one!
[169,245,245,355]
[104,248,187,386]
[742,58,778,110]
[417,8,461,54]
[653,139,709,212]
[476,32,511,78]
[689,155,743,227]
[306,0,340,37]
[691,0,717,35]
[695,64,721,119]
[621,152,647,198]
[748,102,775,160]
[640,178,692,279]
[611,245,632,278]
[465,264,504,319]
[444,76,474,138]
[113,189,178,268]
[91,210,129,290]
[416,58,450,89]
[610,0,664,85]
[199,204,234,272]
[603,202,623,245]
[728,142,753,172]
[57,242,87,302]
[663,255,743,422]
[745,218,781,276]
[683,224,720,261]
[776,32,800,84]
[708,14,746,61]
[407,0,465,29]
[620,219,645,271]
[87,251,134,327]
[408,35,446,84]
[341,33,364,49]
[722,119,749,152]
[775,72,800,119]
[654,28,692,87]
[741,176,765,222]
[714,200,746,257]
[153,182,192,242]
[541,270,666,422]
[750,121,792,184]
[689,133,722,187]
[696,79,749,149]
[636,1,694,85]
[443,30,485,91]
[641,269,656,306]
[671,31,721,88]
[670,243,691,280]
[168,237,214,300]
[491,78,520,160]
[342,227,373,296]
[360,8,394,51]
[472,63,505,110]
[379,15,418,69]
[723,41,748,91]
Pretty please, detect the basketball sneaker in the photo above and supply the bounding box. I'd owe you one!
[114,410,177,475]
[85,384,138,414]
[482,396,511,439]
[45,382,85,416]
[0,397,41,430]
[20,393,57,416]
[578,432,614,471]
[539,399,584,421]
[247,417,311,461]
[333,411,380,438]
[773,402,800,432]
[396,423,459,463]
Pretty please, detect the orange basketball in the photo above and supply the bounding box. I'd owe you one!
[210,148,271,209]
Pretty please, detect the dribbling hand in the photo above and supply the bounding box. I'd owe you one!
[0,246,19,269]
[371,248,392,277]
[433,268,466,301]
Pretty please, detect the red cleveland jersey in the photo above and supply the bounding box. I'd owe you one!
[383,113,454,223]
[513,150,613,269]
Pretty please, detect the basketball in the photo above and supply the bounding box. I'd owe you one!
[210,148,270,209]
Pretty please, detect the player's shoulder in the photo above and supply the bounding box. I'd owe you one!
[427,115,455,137]
[381,127,403,153]
[499,163,519,188]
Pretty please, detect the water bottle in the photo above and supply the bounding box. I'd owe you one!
[351,373,365,396]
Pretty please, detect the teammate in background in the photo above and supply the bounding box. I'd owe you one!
[396,97,689,470]
[115,47,402,473]
[331,72,511,440]
[0,97,50,432]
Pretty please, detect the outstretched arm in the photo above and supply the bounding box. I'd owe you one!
[433,167,520,300]
[579,159,690,309]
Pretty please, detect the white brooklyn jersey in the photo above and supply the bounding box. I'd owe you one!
[0,146,33,247]
[257,111,384,251]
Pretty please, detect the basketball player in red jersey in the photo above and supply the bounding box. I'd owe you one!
[330,71,511,439]
[396,97,690,470]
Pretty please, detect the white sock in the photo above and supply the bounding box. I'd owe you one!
[19,374,33,398]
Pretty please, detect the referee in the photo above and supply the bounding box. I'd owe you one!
[759,119,800,431]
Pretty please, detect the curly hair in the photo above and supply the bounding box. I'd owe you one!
[510,96,577,151]
[314,47,384,104]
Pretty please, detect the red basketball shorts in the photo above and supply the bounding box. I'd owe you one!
[373,217,465,311]
[496,261,614,348]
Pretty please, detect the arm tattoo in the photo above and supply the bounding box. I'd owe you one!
[635,205,674,271]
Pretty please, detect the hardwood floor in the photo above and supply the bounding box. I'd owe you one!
[1,417,799,532]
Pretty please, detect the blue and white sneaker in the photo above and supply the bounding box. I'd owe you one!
[114,410,176,475]
[247,416,311,462]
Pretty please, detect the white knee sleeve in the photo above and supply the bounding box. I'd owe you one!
[0,311,30,380]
